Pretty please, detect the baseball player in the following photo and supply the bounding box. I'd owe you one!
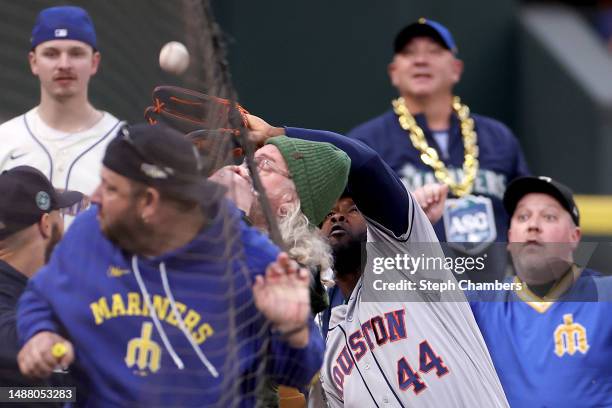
[246,117,509,407]
[0,6,122,227]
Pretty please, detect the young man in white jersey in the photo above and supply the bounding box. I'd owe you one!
[0,6,122,225]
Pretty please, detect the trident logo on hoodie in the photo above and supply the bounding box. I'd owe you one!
[126,322,162,374]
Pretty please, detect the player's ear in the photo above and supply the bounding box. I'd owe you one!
[90,50,101,75]
[29,51,38,76]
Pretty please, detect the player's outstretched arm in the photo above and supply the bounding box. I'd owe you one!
[245,114,410,236]
[17,331,74,378]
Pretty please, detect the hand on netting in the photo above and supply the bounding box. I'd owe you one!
[253,252,311,347]
[245,114,285,147]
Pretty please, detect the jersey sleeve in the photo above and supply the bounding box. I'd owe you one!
[284,127,410,237]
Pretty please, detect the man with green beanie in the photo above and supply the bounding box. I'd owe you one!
[210,127,351,407]
[210,133,350,277]
[264,136,350,225]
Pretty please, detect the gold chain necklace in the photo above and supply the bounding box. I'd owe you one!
[392,96,479,197]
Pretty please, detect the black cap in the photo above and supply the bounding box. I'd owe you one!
[102,123,224,204]
[393,18,458,55]
[503,176,580,226]
[0,166,83,239]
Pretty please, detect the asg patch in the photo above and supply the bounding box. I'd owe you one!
[35,191,51,211]
[443,195,496,254]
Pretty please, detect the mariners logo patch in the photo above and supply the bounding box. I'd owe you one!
[35,191,51,211]
[443,195,496,254]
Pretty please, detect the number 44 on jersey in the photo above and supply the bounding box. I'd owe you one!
[397,341,449,394]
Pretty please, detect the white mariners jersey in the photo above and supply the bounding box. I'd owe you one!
[0,108,123,227]
[319,198,508,407]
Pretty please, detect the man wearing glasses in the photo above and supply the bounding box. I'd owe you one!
[210,130,352,406]
[210,133,350,284]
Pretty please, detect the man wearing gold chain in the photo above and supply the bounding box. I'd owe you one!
[348,18,529,282]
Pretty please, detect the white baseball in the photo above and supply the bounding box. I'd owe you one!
[159,41,190,75]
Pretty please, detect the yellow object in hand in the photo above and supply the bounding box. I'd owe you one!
[51,342,67,359]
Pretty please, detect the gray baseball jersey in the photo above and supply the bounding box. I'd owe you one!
[318,199,508,407]
[0,108,122,227]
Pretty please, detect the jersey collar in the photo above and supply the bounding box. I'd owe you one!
[513,265,582,313]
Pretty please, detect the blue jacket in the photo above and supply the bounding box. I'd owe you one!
[17,202,323,407]
[347,110,530,243]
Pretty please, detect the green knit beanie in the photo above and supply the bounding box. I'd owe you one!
[266,136,350,225]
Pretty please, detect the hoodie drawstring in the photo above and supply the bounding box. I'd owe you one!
[131,255,220,377]
[159,262,219,378]
[131,256,185,370]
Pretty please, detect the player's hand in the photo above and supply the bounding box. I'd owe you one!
[253,252,311,347]
[209,165,255,214]
[245,114,284,146]
[413,183,449,224]
[18,331,74,379]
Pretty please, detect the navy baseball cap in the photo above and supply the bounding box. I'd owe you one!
[31,6,97,50]
[0,166,83,239]
[103,123,224,205]
[503,176,580,226]
[394,18,458,55]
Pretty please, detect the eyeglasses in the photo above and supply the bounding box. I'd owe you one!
[243,156,292,179]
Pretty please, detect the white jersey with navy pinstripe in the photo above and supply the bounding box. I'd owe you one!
[0,108,122,227]
[319,197,508,407]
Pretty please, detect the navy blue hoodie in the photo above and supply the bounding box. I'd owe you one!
[17,201,323,407]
